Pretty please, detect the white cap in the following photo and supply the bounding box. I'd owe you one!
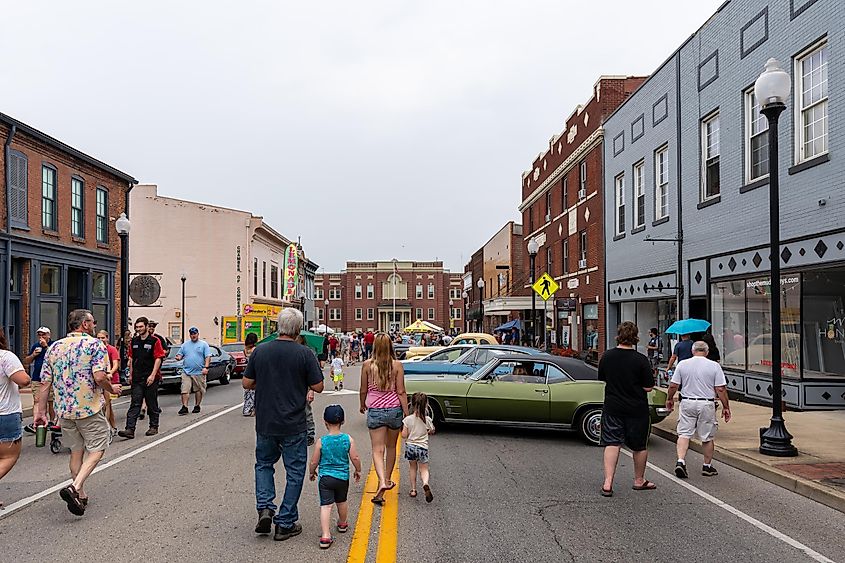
[36,327,51,334]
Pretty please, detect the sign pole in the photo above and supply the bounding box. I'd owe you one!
[544,298,548,351]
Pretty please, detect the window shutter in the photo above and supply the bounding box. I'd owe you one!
[8,151,28,226]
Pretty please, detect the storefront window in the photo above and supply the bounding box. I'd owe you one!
[745,275,800,379]
[92,272,108,299]
[713,280,747,372]
[40,301,61,336]
[92,304,108,331]
[803,268,845,377]
[41,265,60,295]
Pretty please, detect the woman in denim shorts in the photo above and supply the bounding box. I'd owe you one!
[359,334,408,505]
[0,328,31,507]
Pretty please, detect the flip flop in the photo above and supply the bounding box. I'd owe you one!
[59,485,85,516]
[409,489,417,498]
[371,487,386,505]
[632,480,657,491]
[423,484,433,503]
[385,481,396,490]
[601,488,614,497]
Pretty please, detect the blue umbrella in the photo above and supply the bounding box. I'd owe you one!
[665,318,711,335]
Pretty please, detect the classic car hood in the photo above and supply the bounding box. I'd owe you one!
[404,372,468,382]
[402,361,453,374]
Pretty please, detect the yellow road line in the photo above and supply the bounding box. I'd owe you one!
[347,465,379,563]
[375,460,400,563]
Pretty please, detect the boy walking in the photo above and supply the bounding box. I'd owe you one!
[330,356,344,391]
[308,405,362,550]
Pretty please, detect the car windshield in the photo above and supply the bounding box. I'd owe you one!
[221,344,243,353]
[467,358,501,380]
[166,346,180,360]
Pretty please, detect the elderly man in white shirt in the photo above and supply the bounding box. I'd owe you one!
[665,340,731,478]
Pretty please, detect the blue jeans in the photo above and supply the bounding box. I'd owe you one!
[255,432,308,527]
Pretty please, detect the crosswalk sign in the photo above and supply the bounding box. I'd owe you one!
[532,272,559,301]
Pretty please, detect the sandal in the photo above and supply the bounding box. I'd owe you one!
[337,522,349,533]
[600,488,613,497]
[423,484,433,503]
[319,536,334,549]
[632,480,657,491]
[409,489,417,498]
[385,481,396,490]
[59,485,85,516]
[371,487,386,505]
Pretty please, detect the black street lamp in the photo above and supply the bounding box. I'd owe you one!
[755,58,798,457]
[449,298,453,333]
[477,279,485,333]
[324,298,330,334]
[180,273,187,343]
[300,290,307,329]
[462,290,468,333]
[115,212,131,342]
[527,238,539,347]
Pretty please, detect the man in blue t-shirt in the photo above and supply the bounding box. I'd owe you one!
[175,327,211,415]
[666,334,694,373]
[23,326,55,431]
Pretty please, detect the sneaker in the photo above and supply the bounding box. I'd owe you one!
[702,465,719,477]
[178,406,189,416]
[337,522,349,533]
[274,522,302,541]
[145,427,158,436]
[24,424,36,435]
[674,461,688,478]
[255,508,274,534]
[117,429,135,440]
[319,536,334,549]
[139,408,146,420]
[192,405,201,414]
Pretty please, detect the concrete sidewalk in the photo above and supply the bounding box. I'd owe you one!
[19,386,131,418]
[653,392,845,513]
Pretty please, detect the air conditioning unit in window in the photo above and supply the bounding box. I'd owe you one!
[544,213,551,222]
[578,258,587,269]
[578,189,586,200]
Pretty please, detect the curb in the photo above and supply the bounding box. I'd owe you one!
[21,387,134,419]
[652,426,845,515]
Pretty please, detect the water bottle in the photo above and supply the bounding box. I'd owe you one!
[35,424,47,447]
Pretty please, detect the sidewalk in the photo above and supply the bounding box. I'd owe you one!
[19,386,131,418]
[653,392,845,514]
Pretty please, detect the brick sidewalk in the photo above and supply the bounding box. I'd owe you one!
[654,392,845,513]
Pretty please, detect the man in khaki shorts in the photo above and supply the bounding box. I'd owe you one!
[35,309,120,516]
[176,327,210,415]
[665,340,731,478]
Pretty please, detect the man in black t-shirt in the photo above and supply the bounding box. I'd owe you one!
[119,317,166,439]
[598,321,656,497]
[244,308,323,541]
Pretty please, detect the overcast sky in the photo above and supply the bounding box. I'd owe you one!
[3,0,723,273]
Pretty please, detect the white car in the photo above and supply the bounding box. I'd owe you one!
[402,345,475,363]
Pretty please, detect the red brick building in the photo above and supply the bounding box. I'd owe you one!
[518,76,646,353]
[315,261,464,334]
[1,112,135,356]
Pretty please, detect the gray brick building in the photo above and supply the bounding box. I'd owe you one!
[603,0,844,408]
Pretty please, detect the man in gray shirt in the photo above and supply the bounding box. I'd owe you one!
[665,341,731,478]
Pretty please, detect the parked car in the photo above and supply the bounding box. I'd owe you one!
[160,345,235,387]
[402,345,540,377]
[403,344,475,363]
[405,354,669,445]
[404,332,499,360]
[220,343,247,376]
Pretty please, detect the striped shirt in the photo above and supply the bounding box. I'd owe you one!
[365,366,400,409]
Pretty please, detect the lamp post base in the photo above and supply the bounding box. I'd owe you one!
[759,417,798,457]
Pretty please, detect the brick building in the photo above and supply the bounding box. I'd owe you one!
[518,76,646,352]
[315,261,464,334]
[1,112,136,356]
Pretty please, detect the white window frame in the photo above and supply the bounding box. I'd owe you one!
[701,111,721,201]
[654,145,669,220]
[329,287,341,300]
[546,247,553,274]
[416,308,423,320]
[330,308,341,321]
[454,307,461,320]
[428,283,435,299]
[355,308,363,320]
[355,284,362,299]
[795,40,829,164]
[367,308,374,320]
[367,284,374,299]
[579,230,587,262]
[633,160,645,229]
[579,160,587,193]
[562,239,569,275]
[614,173,625,235]
[545,192,552,221]
[745,89,769,183]
[416,284,423,299]
[427,308,435,320]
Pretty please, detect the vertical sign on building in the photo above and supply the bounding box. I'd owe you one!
[284,243,299,302]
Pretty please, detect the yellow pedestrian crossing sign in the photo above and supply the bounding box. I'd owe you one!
[532,272,559,301]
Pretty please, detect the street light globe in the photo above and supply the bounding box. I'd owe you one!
[300,290,307,300]
[449,299,453,306]
[324,299,330,306]
[754,58,791,107]
[527,238,539,256]
[115,212,131,235]
[477,279,485,289]
[462,291,468,299]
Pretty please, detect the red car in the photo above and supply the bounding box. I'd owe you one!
[221,343,247,376]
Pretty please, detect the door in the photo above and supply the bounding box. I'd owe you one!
[466,360,550,422]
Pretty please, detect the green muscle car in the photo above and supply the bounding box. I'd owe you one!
[405,354,669,445]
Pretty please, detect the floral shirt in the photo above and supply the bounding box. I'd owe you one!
[41,332,110,420]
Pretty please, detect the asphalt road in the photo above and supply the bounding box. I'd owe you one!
[1,365,843,563]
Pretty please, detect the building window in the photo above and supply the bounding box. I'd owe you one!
[614,173,625,235]
[745,89,769,182]
[8,150,27,228]
[428,284,435,299]
[579,231,587,263]
[318,308,324,321]
[270,265,279,298]
[579,160,587,195]
[254,258,258,295]
[262,261,267,296]
[367,308,374,320]
[562,239,569,275]
[367,284,374,299]
[355,284,362,299]
[96,188,108,243]
[428,308,435,320]
[528,206,534,232]
[562,177,569,210]
[454,308,461,320]
[545,192,552,221]
[71,177,84,238]
[329,287,341,300]
[654,146,669,220]
[416,284,423,299]
[355,308,363,320]
[314,287,324,300]
[41,265,60,294]
[796,41,829,163]
[701,112,720,200]
[42,165,57,230]
[330,308,341,321]
[416,308,423,320]
[546,247,553,275]
[633,161,645,229]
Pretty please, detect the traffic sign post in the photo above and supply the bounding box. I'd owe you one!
[532,272,559,350]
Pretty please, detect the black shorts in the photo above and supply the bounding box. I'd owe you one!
[599,412,651,451]
[318,475,349,506]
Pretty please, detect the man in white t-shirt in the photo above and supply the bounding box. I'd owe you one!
[665,341,731,478]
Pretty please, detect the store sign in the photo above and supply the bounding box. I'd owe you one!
[567,278,579,289]
[243,303,282,317]
[284,243,299,302]
[557,298,578,311]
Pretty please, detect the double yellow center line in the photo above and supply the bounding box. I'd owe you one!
[347,440,401,563]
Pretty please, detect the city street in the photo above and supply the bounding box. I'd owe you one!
[0,365,843,562]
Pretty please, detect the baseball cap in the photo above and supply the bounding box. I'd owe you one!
[36,327,51,334]
[149,320,158,326]
[323,404,345,424]
[189,326,199,334]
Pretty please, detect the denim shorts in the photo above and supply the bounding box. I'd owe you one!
[0,412,22,443]
[366,407,403,430]
[404,443,429,464]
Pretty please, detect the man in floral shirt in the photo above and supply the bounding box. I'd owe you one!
[35,309,120,516]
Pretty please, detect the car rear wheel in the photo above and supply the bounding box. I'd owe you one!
[578,407,603,446]
[428,400,446,432]
[219,366,231,385]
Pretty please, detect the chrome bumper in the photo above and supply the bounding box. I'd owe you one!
[655,407,671,417]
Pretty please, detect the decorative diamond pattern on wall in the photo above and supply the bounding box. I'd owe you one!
[838,241,844,251]
[799,248,806,256]
[728,258,737,271]
[822,391,831,401]
[815,240,828,258]
[752,252,762,268]
[694,271,702,284]
[781,248,792,263]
